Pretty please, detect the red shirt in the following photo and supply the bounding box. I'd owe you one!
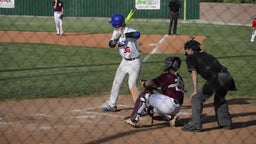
[252,19,256,27]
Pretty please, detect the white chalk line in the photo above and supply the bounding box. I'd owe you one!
[143,34,169,62]
[72,104,132,112]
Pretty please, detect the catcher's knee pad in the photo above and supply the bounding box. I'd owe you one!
[140,93,150,102]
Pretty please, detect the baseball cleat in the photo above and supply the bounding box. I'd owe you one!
[168,115,178,127]
[218,125,232,130]
[101,105,117,112]
[122,117,137,127]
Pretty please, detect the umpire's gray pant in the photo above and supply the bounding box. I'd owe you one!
[190,72,234,129]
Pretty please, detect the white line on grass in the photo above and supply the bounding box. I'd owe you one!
[143,34,168,62]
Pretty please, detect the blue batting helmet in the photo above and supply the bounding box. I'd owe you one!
[109,14,125,28]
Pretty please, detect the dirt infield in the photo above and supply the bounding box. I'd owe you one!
[0,31,255,144]
[0,31,206,54]
[0,96,255,144]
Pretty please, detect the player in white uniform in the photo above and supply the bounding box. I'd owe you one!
[52,0,64,36]
[102,14,142,112]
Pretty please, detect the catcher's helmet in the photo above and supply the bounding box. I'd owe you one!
[164,56,181,71]
[109,14,125,28]
[184,39,201,52]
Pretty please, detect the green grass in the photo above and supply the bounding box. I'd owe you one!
[0,16,255,100]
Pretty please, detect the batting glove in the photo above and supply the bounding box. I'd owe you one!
[118,39,128,47]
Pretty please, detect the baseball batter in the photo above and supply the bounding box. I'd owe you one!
[102,14,142,112]
[250,16,256,42]
[123,57,184,127]
[52,0,64,36]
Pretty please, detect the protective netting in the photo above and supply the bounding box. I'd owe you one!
[0,1,255,144]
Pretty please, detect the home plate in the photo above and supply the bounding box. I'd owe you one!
[148,43,157,46]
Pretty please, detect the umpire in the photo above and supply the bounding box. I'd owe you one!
[182,39,237,132]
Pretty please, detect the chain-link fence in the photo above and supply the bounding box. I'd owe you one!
[0,1,256,144]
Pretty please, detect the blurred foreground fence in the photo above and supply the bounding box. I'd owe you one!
[0,1,256,144]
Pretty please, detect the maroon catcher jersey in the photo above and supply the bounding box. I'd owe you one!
[152,71,184,105]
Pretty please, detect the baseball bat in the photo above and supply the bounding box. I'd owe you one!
[125,7,137,24]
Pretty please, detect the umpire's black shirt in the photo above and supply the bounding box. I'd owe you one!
[185,51,226,81]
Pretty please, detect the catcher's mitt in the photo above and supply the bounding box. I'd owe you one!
[59,14,64,20]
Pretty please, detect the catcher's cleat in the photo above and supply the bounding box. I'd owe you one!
[168,115,179,127]
[102,105,117,112]
[122,117,137,127]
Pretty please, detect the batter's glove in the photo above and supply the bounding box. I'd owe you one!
[59,14,64,20]
[117,39,127,47]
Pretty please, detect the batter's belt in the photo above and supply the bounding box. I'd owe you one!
[124,56,140,61]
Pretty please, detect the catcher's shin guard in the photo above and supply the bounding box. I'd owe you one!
[131,91,151,122]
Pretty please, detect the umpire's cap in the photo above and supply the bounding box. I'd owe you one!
[184,38,201,52]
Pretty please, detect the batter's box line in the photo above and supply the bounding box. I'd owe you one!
[71,104,133,113]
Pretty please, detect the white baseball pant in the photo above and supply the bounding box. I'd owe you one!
[54,11,64,35]
[149,93,181,115]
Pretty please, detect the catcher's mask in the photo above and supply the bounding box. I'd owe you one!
[109,14,125,28]
[184,38,201,52]
[164,56,181,72]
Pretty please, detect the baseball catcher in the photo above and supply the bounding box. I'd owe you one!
[123,56,184,127]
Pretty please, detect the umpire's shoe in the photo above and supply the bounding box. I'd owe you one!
[102,105,117,112]
[123,117,137,127]
[182,123,202,132]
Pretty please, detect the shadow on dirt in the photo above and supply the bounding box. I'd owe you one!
[85,123,168,144]
[177,97,256,132]
[181,97,256,110]
[178,111,256,132]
